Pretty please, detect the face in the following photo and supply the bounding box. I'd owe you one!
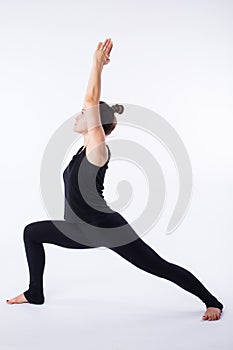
[73,109,88,134]
[73,108,116,136]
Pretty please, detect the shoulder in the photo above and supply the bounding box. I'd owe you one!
[86,143,110,167]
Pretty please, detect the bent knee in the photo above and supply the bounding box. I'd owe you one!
[23,222,40,241]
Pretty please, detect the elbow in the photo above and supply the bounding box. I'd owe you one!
[83,98,99,109]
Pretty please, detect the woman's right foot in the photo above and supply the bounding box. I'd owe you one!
[6,293,29,304]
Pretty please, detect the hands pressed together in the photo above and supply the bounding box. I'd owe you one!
[93,38,113,66]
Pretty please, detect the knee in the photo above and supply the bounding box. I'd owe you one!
[23,222,38,242]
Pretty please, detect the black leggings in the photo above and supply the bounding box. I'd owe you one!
[23,220,224,310]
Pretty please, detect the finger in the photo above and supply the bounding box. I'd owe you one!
[104,39,111,52]
[97,42,102,49]
[104,38,112,51]
[101,39,109,50]
[103,42,112,58]
[106,41,113,56]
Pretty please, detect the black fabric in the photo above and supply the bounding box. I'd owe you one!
[23,220,223,310]
[23,144,224,310]
[63,144,118,227]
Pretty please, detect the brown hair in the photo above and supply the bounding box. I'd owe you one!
[99,101,124,135]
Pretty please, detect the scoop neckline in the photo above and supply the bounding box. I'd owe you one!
[79,144,109,153]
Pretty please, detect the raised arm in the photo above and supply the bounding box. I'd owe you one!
[84,38,112,104]
[82,61,103,133]
[82,38,113,166]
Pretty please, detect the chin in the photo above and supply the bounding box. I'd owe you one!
[73,126,85,135]
[73,125,80,133]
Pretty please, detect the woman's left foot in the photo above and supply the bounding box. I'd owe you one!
[6,293,29,304]
[202,307,222,321]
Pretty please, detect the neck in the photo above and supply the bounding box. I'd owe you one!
[83,132,108,148]
[83,133,89,148]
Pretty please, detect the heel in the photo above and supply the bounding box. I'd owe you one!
[24,290,45,305]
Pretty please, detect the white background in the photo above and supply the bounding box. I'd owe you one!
[0,0,232,349]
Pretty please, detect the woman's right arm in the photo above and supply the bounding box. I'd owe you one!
[84,38,112,105]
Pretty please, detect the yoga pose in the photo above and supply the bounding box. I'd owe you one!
[7,38,224,321]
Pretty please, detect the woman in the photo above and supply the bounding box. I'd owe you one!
[6,38,224,321]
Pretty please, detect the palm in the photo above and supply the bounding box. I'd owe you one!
[94,38,113,65]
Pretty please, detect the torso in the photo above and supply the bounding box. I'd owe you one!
[63,144,114,225]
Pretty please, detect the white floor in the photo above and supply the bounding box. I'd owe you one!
[1,295,232,350]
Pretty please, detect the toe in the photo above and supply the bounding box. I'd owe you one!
[6,299,14,304]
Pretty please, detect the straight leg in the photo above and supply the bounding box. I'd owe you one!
[109,237,224,311]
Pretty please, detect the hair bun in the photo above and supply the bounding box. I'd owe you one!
[111,104,124,115]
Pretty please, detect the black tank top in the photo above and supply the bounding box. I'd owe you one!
[63,144,115,225]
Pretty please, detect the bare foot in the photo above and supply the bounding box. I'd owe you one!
[6,293,29,305]
[202,307,222,321]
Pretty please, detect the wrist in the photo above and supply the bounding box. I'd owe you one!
[92,60,104,70]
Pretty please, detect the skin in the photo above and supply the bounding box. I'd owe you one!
[6,39,223,321]
[73,105,117,166]
[202,307,222,321]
